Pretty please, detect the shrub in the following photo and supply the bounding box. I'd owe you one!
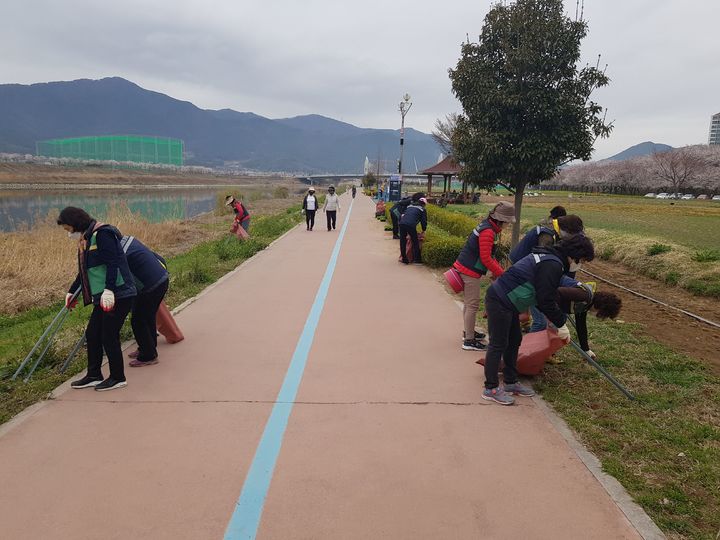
[647,243,672,256]
[692,249,720,262]
[664,271,680,285]
[273,186,289,199]
[423,233,466,268]
[425,205,478,237]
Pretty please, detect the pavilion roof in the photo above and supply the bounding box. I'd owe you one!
[419,156,462,175]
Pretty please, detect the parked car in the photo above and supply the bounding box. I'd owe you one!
[644,192,656,198]
[681,194,695,200]
[697,194,708,200]
[656,193,669,199]
[712,195,720,201]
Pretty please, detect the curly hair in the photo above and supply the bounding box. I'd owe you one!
[557,233,595,262]
[593,291,622,319]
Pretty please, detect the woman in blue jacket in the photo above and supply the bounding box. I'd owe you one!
[58,207,136,391]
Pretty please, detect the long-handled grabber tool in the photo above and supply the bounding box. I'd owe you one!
[12,288,81,381]
[59,332,86,374]
[567,316,635,401]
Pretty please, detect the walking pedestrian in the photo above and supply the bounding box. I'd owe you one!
[120,235,170,367]
[351,185,357,198]
[323,185,341,231]
[303,187,318,231]
[452,201,514,351]
[482,234,596,405]
[399,197,427,264]
[225,195,251,233]
[57,207,137,391]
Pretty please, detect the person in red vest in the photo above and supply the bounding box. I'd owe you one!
[225,195,251,232]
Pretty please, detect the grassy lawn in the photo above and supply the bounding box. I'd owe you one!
[0,206,303,425]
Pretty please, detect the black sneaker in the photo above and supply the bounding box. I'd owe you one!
[94,378,128,392]
[463,331,487,341]
[71,375,103,389]
[462,339,486,351]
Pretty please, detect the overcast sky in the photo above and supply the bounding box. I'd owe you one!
[2,0,718,159]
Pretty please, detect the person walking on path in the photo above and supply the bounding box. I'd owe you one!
[57,207,137,392]
[302,187,318,231]
[509,212,585,333]
[323,185,341,231]
[452,202,514,351]
[120,235,170,367]
[225,195,251,233]
[351,185,357,198]
[482,234,596,405]
[398,197,427,264]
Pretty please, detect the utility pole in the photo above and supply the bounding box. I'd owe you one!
[398,93,412,176]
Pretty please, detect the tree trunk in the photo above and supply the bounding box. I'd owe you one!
[512,181,527,246]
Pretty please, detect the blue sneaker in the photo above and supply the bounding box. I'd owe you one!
[482,387,515,405]
[504,382,535,397]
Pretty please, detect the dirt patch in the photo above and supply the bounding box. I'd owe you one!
[585,259,720,374]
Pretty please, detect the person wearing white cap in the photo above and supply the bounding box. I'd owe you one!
[302,187,318,231]
[398,197,428,264]
[452,201,515,351]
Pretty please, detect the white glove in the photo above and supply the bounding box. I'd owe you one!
[556,324,571,342]
[585,349,597,360]
[100,289,115,312]
[65,293,78,310]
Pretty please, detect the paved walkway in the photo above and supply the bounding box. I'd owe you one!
[0,195,650,539]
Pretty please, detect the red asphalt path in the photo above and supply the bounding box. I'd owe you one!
[0,194,646,539]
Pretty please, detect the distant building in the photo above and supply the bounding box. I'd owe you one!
[709,112,720,145]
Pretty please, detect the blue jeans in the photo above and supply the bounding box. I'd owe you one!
[529,305,547,333]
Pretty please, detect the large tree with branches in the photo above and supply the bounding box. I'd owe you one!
[449,0,612,244]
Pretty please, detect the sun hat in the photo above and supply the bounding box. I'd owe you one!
[224,195,235,206]
[489,201,516,223]
[308,187,315,192]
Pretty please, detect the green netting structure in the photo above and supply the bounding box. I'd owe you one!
[36,135,184,166]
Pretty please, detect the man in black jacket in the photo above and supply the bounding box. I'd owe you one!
[390,192,425,239]
[398,197,428,264]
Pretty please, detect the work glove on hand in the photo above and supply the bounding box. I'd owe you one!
[556,324,571,342]
[100,289,115,312]
[65,293,78,310]
[585,349,597,360]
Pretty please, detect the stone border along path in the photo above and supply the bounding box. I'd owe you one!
[0,193,662,539]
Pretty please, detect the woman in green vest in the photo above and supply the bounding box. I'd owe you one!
[58,207,137,392]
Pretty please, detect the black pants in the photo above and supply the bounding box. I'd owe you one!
[484,287,522,389]
[399,224,420,263]
[86,296,134,381]
[305,210,316,230]
[326,210,337,230]
[390,209,400,238]
[131,279,169,362]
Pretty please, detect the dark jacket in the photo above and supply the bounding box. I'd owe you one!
[120,236,169,294]
[509,224,557,263]
[489,246,568,327]
[398,203,427,230]
[302,194,319,211]
[69,222,136,306]
[454,218,504,278]
[391,197,413,218]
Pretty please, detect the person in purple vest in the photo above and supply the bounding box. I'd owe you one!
[481,234,595,405]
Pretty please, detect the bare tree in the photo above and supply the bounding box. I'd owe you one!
[652,147,706,194]
[431,113,460,158]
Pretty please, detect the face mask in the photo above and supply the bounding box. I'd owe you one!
[67,231,82,240]
[569,260,583,273]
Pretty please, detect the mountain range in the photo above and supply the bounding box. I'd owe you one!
[603,141,673,161]
[0,77,441,173]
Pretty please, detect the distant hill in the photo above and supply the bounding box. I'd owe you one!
[0,78,441,173]
[604,141,674,162]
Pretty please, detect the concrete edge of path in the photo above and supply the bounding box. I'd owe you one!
[427,269,666,540]
[0,222,303,441]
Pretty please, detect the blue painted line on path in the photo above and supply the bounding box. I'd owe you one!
[224,198,355,540]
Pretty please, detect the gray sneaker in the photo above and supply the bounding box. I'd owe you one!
[482,387,515,405]
[504,382,535,397]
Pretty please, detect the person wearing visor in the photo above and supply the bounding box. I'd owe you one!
[57,207,137,392]
[322,185,341,231]
[453,201,515,351]
[302,187,318,231]
[225,195,251,233]
[482,234,596,405]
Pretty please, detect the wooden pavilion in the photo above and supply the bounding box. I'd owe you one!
[419,156,468,200]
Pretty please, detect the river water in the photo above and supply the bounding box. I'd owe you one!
[0,188,221,232]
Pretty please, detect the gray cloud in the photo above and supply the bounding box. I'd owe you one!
[2,0,718,159]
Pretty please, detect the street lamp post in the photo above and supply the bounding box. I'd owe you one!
[398,93,412,176]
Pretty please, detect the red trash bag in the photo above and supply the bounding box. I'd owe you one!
[444,268,464,293]
[475,329,567,375]
[231,221,250,240]
[156,301,185,344]
[398,232,425,263]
